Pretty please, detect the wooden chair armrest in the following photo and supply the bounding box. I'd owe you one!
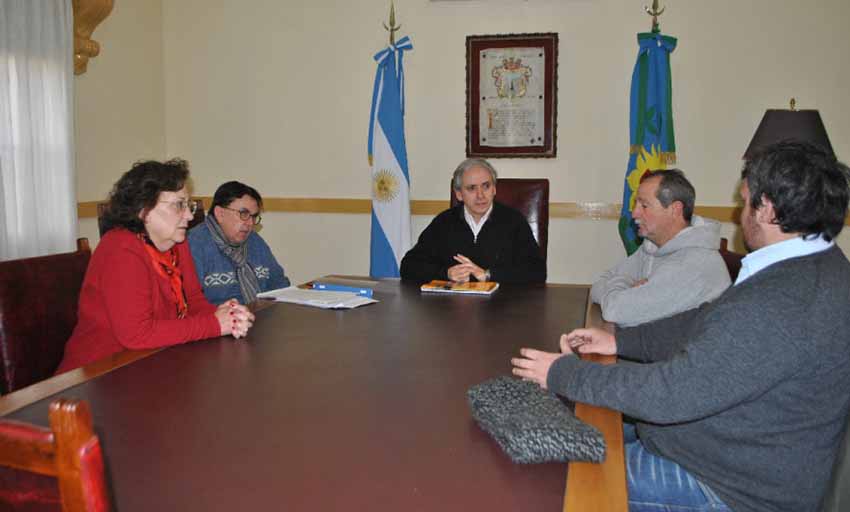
[563,302,627,511]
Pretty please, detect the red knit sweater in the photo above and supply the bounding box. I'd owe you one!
[57,229,220,373]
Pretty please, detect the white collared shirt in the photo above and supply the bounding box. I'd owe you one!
[463,204,493,242]
[735,234,833,285]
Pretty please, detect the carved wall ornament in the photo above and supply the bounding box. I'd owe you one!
[72,0,114,75]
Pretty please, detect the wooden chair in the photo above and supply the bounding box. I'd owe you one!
[450,178,550,261]
[719,237,745,282]
[96,198,205,237]
[0,398,110,511]
[0,239,92,394]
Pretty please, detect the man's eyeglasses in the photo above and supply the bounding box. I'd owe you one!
[223,206,262,225]
[159,199,198,215]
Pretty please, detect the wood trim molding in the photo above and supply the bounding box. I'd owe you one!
[72,0,114,75]
[76,198,849,226]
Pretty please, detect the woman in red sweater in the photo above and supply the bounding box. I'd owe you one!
[57,159,254,373]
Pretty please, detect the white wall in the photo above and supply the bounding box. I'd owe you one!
[75,0,850,284]
[74,0,166,243]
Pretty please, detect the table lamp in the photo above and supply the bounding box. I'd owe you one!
[743,98,834,159]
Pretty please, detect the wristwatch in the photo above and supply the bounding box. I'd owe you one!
[483,269,491,282]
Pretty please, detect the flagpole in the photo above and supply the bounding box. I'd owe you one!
[644,0,665,34]
[383,1,401,45]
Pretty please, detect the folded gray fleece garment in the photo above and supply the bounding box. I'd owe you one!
[467,376,606,464]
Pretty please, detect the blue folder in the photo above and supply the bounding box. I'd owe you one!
[311,282,374,298]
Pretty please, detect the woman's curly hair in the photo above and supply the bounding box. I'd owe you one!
[101,159,190,234]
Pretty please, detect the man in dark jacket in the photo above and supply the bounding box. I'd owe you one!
[513,141,850,512]
[400,158,546,284]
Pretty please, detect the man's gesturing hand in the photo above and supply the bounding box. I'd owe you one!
[511,344,572,389]
[562,328,617,355]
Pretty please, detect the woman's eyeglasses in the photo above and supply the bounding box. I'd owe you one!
[159,199,198,215]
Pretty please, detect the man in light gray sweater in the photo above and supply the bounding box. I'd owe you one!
[513,141,850,512]
[591,169,730,326]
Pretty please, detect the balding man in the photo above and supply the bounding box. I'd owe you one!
[591,169,730,326]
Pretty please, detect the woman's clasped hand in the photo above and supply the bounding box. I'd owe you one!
[215,299,255,339]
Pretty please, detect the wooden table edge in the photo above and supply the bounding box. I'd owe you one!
[563,303,628,511]
[0,348,163,416]
[0,300,279,417]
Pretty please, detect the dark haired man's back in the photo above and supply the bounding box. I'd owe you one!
[513,141,850,511]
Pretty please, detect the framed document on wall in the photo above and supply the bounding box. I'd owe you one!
[466,33,558,158]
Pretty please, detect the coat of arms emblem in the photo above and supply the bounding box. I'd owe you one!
[491,57,532,99]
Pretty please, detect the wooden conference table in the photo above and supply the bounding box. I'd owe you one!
[1,279,625,511]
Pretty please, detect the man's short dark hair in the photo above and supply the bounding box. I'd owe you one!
[741,141,850,242]
[641,168,696,222]
[209,181,263,215]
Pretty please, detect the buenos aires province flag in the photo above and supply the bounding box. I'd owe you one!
[619,31,677,255]
[368,36,413,277]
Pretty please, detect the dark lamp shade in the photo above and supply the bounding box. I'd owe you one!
[743,109,834,159]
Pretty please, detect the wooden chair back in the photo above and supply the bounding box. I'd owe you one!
[450,178,549,260]
[0,398,110,512]
[0,239,91,394]
[96,199,205,237]
[719,237,745,282]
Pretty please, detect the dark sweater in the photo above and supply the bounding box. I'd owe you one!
[399,202,546,284]
[548,246,850,512]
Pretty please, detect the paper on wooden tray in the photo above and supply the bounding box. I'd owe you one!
[257,286,378,309]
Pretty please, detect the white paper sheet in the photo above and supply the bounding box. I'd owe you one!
[257,286,378,309]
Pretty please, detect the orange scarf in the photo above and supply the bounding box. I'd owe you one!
[139,235,188,319]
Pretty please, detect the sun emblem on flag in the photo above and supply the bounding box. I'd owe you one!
[626,145,665,211]
[372,169,399,203]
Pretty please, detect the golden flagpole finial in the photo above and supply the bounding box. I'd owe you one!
[644,0,666,33]
[382,1,402,45]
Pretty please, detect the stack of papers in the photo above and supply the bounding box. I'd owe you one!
[257,286,378,309]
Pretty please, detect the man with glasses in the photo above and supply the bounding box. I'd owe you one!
[189,181,290,305]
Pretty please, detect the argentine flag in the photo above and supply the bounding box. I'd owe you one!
[368,36,413,277]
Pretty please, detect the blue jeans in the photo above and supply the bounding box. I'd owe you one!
[623,424,732,512]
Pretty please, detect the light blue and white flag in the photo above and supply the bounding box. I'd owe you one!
[368,35,413,278]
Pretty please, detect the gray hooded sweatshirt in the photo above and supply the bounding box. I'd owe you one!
[590,215,731,327]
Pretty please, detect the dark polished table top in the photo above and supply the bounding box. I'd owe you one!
[5,280,589,511]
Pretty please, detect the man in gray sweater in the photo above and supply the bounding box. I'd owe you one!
[591,169,730,326]
[513,141,850,512]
